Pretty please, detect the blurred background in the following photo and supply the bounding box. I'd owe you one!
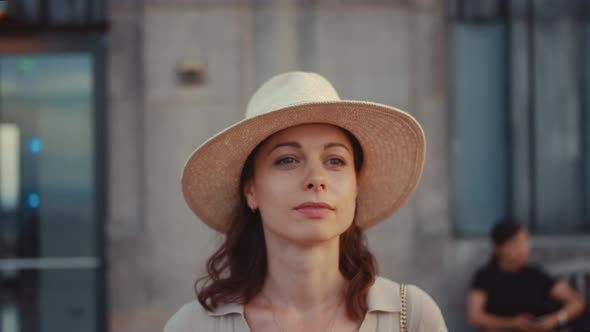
[0,0,589,331]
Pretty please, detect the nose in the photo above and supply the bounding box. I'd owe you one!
[304,162,327,192]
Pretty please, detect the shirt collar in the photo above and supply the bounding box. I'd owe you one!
[207,301,243,317]
[366,276,401,313]
[207,276,401,317]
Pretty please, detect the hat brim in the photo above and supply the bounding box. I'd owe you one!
[181,101,425,233]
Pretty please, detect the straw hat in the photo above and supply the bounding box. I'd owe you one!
[182,71,425,233]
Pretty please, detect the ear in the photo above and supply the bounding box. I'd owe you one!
[243,178,258,210]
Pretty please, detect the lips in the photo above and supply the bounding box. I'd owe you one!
[294,201,335,219]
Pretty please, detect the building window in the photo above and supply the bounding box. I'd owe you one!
[450,0,590,235]
[0,0,106,31]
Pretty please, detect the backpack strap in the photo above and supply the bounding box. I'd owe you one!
[400,283,408,332]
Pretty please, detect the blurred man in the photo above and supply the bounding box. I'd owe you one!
[467,219,588,332]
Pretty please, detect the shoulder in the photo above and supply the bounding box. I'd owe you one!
[372,277,447,332]
[524,264,550,277]
[373,276,402,292]
[474,262,495,278]
[163,301,209,332]
[523,264,556,286]
[405,284,448,332]
[366,276,402,313]
[470,262,495,290]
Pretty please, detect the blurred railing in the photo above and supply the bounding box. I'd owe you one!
[548,259,590,302]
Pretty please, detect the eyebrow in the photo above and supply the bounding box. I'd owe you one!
[324,143,351,152]
[267,141,351,155]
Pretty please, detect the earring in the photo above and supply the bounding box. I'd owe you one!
[248,202,257,212]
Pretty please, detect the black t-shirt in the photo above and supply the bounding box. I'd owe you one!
[470,259,562,317]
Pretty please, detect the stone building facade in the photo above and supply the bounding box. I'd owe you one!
[105,1,590,331]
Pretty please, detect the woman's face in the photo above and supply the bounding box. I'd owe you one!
[496,228,531,268]
[244,123,359,246]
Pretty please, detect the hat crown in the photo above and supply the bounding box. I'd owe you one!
[245,71,341,119]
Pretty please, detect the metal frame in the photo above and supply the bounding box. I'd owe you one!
[0,257,100,271]
[580,3,590,232]
[503,1,514,220]
[525,0,537,232]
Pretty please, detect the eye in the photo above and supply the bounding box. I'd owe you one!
[274,156,298,166]
[327,157,346,166]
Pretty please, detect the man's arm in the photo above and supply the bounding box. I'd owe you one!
[467,289,536,332]
[535,280,586,331]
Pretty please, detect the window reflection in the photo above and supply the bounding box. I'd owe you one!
[0,123,20,211]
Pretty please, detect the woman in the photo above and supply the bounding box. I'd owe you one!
[467,219,588,332]
[164,71,447,332]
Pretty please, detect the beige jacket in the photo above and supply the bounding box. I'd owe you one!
[163,276,447,332]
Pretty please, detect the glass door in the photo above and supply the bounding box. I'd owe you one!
[0,51,104,332]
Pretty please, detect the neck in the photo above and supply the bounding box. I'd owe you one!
[262,232,345,311]
[496,257,522,273]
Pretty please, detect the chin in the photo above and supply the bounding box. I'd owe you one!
[263,224,335,245]
[262,213,354,245]
[289,222,350,244]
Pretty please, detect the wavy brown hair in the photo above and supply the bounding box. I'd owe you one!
[195,129,377,321]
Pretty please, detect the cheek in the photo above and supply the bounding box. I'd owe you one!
[335,174,358,218]
[337,173,358,201]
[254,173,296,209]
[519,243,531,259]
[498,247,512,260]
[509,245,528,262]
